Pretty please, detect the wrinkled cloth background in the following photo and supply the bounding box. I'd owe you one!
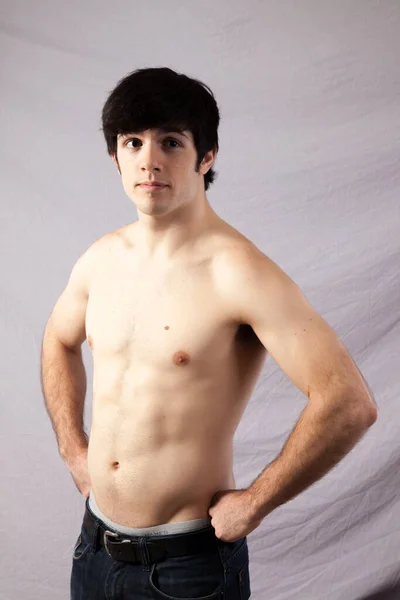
[1,1,399,598]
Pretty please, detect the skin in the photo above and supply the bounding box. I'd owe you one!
[43,127,376,539]
[85,129,268,527]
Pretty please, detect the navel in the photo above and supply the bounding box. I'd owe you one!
[172,350,191,366]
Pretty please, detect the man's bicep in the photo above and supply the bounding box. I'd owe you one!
[219,248,368,404]
[44,234,109,350]
[44,254,90,351]
[248,274,345,400]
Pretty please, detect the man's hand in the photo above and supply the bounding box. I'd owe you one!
[208,489,263,542]
[65,448,91,499]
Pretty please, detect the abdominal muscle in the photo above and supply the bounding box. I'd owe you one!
[87,369,239,528]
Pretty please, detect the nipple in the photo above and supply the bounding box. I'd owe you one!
[172,350,191,366]
[87,335,93,349]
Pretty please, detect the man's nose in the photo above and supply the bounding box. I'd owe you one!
[140,143,162,172]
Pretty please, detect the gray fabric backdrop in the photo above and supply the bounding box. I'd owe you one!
[1,1,399,598]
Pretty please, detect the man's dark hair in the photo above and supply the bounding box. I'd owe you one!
[101,67,220,191]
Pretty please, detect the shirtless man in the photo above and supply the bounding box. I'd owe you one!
[40,67,377,600]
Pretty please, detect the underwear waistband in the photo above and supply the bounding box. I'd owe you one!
[88,489,212,537]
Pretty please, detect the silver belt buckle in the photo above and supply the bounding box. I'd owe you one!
[103,530,134,559]
[103,530,119,558]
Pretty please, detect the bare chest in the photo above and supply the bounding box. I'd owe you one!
[85,257,235,371]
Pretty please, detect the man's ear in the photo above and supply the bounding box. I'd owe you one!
[200,148,217,175]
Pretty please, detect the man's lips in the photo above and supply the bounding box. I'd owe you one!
[139,183,167,190]
[139,182,166,186]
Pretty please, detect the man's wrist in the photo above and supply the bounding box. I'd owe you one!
[60,441,88,466]
[246,480,277,522]
[244,486,274,523]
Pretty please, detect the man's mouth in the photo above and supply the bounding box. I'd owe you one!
[139,183,167,191]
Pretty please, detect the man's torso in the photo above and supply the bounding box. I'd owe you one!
[86,221,267,526]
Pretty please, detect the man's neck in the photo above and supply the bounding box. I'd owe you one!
[135,201,219,261]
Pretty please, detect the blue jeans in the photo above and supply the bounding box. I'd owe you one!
[70,497,251,599]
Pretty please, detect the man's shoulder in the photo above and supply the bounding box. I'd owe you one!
[213,230,275,282]
[85,223,136,256]
[82,230,115,259]
[73,230,119,279]
[212,230,294,305]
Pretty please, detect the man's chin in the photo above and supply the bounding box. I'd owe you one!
[135,203,171,217]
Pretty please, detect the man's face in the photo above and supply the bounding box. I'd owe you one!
[112,129,215,217]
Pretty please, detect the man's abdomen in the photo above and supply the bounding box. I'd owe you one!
[87,400,236,528]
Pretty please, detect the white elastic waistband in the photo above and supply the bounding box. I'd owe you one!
[88,489,212,537]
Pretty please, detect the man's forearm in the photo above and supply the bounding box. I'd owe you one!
[247,391,377,521]
[40,336,88,462]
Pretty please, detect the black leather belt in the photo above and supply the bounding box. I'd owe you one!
[84,504,217,564]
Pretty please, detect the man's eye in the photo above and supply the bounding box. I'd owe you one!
[125,139,140,148]
[166,139,180,148]
[125,138,180,149]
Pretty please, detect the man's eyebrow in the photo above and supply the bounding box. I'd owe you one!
[158,130,190,140]
[174,131,189,139]
[119,131,189,140]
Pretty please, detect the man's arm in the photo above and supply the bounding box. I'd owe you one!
[40,238,105,464]
[216,245,378,521]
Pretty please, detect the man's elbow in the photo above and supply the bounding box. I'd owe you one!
[356,397,378,430]
[364,403,378,427]
[335,391,378,434]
